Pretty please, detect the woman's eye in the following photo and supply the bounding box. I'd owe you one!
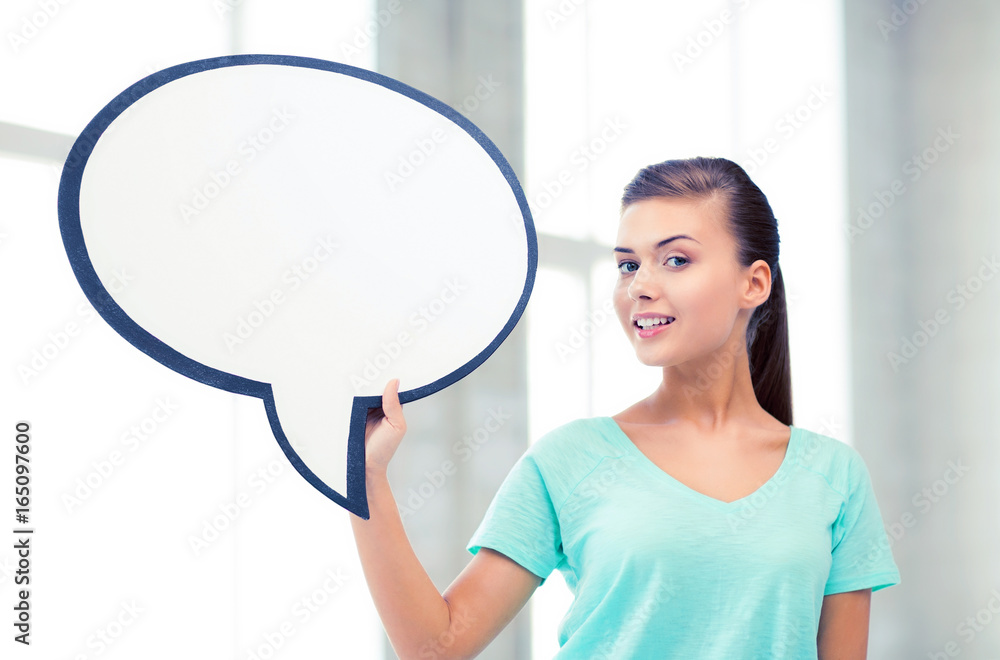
[666,256,688,267]
[617,261,638,274]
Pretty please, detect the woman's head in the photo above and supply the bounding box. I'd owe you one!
[612,157,792,425]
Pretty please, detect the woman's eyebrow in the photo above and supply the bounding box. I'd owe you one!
[613,234,700,254]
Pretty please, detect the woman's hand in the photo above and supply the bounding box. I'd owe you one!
[352,376,541,659]
[364,378,407,473]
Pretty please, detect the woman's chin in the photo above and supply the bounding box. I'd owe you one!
[632,349,672,368]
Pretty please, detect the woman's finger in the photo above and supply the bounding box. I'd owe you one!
[380,378,404,429]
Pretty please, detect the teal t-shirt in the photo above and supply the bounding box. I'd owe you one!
[467,417,901,659]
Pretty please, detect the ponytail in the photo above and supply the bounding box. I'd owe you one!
[746,262,792,425]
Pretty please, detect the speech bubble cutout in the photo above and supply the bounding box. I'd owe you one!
[58,55,536,519]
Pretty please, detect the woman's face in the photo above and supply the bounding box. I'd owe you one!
[612,194,765,368]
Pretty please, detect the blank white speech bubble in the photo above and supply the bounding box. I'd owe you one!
[58,55,536,518]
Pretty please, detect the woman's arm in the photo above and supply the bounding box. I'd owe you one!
[349,378,542,659]
[816,588,872,660]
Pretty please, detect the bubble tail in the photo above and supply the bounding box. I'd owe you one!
[266,383,380,519]
[344,395,373,519]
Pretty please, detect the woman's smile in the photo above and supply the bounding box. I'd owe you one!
[633,313,676,338]
[635,318,674,338]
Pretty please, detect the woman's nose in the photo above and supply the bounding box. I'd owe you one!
[627,266,655,302]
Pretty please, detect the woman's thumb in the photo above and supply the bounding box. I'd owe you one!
[381,378,404,429]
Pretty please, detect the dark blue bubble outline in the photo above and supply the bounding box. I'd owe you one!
[57,54,537,520]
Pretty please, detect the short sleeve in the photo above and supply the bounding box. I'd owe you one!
[825,450,902,595]
[466,452,563,584]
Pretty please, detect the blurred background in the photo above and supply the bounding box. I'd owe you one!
[1,0,995,658]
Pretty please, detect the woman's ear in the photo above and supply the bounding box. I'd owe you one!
[742,259,773,308]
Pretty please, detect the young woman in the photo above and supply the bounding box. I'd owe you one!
[351,157,901,659]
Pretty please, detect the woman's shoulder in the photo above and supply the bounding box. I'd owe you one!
[530,415,612,444]
[516,416,633,504]
[792,425,875,494]
[526,416,625,463]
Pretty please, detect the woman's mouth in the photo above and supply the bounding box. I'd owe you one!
[634,316,675,338]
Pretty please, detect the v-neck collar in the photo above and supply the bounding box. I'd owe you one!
[600,416,800,511]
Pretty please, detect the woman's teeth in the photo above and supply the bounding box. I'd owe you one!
[636,317,674,328]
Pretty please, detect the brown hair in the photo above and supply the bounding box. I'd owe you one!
[620,157,792,425]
